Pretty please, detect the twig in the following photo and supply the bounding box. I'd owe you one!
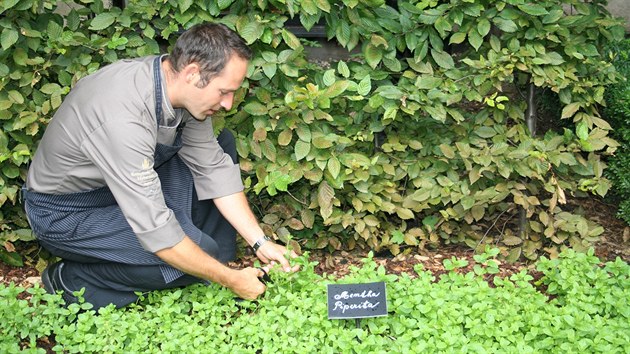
[476,207,512,250]
[285,190,309,206]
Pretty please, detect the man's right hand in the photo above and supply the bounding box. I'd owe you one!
[156,236,268,300]
[226,267,266,300]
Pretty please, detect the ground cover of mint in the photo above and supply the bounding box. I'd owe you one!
[0,195,630,352]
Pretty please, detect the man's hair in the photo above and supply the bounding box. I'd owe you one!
[169,23,252,87]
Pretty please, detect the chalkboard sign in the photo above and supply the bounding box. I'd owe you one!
[327,282,388,319]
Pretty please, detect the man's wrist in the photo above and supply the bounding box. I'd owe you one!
[251,235,271,253]
[216,266,238,288]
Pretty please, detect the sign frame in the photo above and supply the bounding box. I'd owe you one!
[326,281,388,320]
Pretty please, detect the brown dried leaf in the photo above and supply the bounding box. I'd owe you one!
[544,246,559,259]
[253,127,267,142]
[557,185,566,204]
[505,247,521,263]
[286,218,305,230]
[260,223,274,237]
[262,213,280,225]
[318,181,334,219]
[502,235,523,246]
[329,237,342,250]
[287,240,302,255]
[4,241,15,252]
[300,209,315,229]
[315,237,329,249]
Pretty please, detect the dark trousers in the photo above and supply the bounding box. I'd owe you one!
[39,130,239,309]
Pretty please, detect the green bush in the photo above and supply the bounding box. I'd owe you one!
[2,249,629,352]
[0,0,626,261]
[604,39,630,224]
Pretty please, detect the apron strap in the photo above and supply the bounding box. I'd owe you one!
[153,55,163,129]
[153,55,186,137]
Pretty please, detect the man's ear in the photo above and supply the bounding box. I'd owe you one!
[182,63,200,84]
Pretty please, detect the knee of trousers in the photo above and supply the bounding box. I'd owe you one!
[198,234,220,259]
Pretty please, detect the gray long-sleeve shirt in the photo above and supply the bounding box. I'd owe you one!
[25,56,244,252]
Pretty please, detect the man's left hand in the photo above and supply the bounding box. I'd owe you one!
[255,242,299,272]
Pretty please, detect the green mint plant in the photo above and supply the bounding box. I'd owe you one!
[2,249,628,352]
[443,256,469,271]
[536,248,630,320]
[472,246,501,275]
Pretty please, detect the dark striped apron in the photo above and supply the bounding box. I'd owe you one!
[23,56,202,283]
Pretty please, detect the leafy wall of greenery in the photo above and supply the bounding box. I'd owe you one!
[0,0,626,262]
[603,39,630,224]
[2,248,629,352]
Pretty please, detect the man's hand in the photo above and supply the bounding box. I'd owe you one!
[226,267,267,300]
[255,242,300,272]
[156,236,269,300]
[212,191,300,272]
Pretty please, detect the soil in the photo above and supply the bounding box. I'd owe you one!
[2,196,628,291]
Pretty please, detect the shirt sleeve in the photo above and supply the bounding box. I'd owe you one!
[177,115,244,200]
[80,119,185,253]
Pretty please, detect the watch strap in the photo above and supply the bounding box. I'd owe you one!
[252,235,271,253]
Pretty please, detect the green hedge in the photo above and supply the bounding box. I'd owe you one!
[2,248,629,352]
[604,39,630,224]
[0,0,626,262]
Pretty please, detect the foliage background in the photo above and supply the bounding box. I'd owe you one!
[603,38,630,224]
[0,0,627,265]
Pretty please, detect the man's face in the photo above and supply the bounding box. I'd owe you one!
[184,55,248,120]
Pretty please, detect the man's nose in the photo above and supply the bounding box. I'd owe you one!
[221,93,234,110]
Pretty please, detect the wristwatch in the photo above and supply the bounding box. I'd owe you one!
[252,235,271,253]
